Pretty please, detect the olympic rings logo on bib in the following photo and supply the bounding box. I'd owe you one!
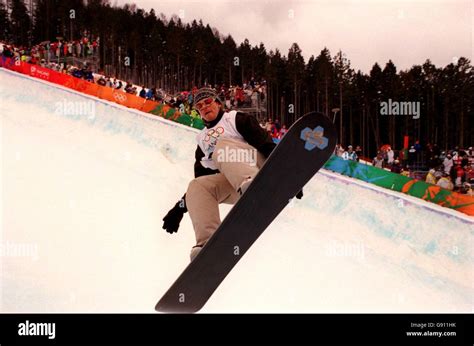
[205,127,225,143]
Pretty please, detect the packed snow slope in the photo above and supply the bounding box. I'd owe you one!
[1,68,472,312]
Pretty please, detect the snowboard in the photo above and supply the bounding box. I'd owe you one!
[156,111,337,313]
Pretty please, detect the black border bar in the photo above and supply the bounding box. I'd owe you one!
[0,313,472,345]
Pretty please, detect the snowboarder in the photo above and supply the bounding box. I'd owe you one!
[161,88,302,261]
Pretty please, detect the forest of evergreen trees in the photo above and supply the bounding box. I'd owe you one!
[0,0,472,156]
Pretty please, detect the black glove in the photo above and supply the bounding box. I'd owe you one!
[295,189,303,199]
[162,195,187,234]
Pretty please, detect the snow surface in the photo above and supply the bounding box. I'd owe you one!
[1,68,473,313]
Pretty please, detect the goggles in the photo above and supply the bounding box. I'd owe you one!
[194,97,215,111]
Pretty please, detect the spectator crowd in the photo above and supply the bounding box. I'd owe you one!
[2,36,99,65]
[424,146,473,195]
[259,118,288,140]
[333,141,473,195]
[1,40,266,117]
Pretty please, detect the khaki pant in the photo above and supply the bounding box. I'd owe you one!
[186,138,265,246]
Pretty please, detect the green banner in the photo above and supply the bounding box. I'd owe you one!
[323,156,474,216]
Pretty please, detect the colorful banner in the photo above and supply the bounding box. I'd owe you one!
[323,156,474,216]
[25,64,54,81]
[0,56,23,72]
[148,104,204,129]
[141,99,160,113]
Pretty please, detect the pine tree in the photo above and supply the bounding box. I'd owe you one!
[10,0,31,46]
[0,2,11,42]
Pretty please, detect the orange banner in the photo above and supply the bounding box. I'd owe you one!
[0,59,157,112]
[99,87,146,108]
[141,99,160,113]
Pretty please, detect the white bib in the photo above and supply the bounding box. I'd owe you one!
[196,110,244,169]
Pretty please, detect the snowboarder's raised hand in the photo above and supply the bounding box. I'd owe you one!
[162,195,187,234]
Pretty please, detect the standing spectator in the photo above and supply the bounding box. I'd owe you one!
[55,41,61,58]
[115,79,123,90]
[75,41,81,57]
[251,90,258,107]
[425,169,437,184]
[279,125,288,139]
[106,77,113,88]
[461,154,469,169]
[454,164,465,189]
[249,77,256,89]
[269,121,280,139]
[235,86,244,106]
[84,67,94,82]
[274,119,281,132]
[72,67,83,79]
[437,173,454,191]
[218,85,226,101]
[373,152,384,168]
[335,144,345,157]
[386,147,395,165]
[408,146,416,166]
[467,147,473,157]
[355,145,363,161]
[124,82,134,94]
[390,159,402,173]
[225,88,232,109]
[398,148,406,167]
[462,182,473,196]
[187,90,194,105]
[452,150,460,163]
[342,145,358,161]
[264,119,272,134]
[414,140,421,152]
[443,154,454,174]
[146,87,155,100]
[97,76,106,86]
[414,140,422,164]
[439,151,447,161]
[139,86,147,98]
